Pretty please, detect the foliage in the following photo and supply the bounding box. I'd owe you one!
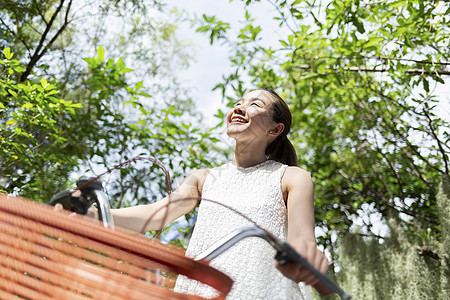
[0,0,163,82]
[0,48,83,199]
[195,0,450,296]
[0,0,225,250]
[79,46,220,209]
[329,175,449,300]
[0,41,220,198]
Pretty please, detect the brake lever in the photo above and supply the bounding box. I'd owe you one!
[47,176,114,229]
[195,226,351,300]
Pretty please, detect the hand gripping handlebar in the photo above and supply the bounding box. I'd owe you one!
[195,226,352,300]
[47,176,114,229]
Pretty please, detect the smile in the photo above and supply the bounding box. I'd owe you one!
[231,116,248,124]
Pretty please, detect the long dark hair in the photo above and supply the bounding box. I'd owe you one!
[258,88,298,166]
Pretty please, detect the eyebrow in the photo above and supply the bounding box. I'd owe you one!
[252,97,266,104]
[237,97,267,105]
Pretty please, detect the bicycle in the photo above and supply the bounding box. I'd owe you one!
[1,157,351,299]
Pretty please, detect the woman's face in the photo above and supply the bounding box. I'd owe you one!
[226,90,280,142]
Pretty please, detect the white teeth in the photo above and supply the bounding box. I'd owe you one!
[231,117,247,123]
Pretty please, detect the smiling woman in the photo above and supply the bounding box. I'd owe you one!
[227,89,298,167]
[102,88,329,299]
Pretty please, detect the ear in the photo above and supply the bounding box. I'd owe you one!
[268,123,285,137]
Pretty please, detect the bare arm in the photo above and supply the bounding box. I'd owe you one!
[284,167,316,243]
[278,167,328,285]
[110,169,210,233]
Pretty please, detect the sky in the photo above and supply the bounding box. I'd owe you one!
[166,0,284,124]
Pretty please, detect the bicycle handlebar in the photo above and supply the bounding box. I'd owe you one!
[195,226,352,300]
[48,177,350,299]
[47,176,114,229]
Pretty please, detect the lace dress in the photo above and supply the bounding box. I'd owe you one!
[174,160,307,300]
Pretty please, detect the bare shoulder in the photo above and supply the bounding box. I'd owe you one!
[191,168,211,181]
[283,166,312,184]
[183,168,211,194]
[282,166,313,194]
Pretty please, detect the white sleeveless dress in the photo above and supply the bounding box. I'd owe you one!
[174,160,307,300]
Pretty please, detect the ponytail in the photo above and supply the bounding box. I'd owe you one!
[265,136,298,166]
[258,88,298,167]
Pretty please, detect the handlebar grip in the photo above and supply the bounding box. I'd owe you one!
[313,280,334,296]
[47,190,90,215]
[275,242,351,300]
[47,176,104,215]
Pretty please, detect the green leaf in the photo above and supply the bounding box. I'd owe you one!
[70,103,83,108]
[13,66,26,72]
[7,89,17,97]
[116,57,125,69]
[138,92,152,98]
[97,46,105,62]
[118,68,133,74]
[21,103,33,109]
[105,58,114,69]
[83,57,97,67]
[288,35,294,45]
[351,15,365,33]
[365,37,384,48]
[139,106,147,115]
[41,78,48,88]
[279,39,288,47]
[135,81,143,89]
[196,26,210,33]
[423,78,429,93]
[3,48,13,60]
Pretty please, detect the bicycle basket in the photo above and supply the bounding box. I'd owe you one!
[0,194,232,299]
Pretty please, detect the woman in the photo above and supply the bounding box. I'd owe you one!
[101,89,328,299]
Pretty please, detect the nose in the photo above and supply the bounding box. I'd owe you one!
[233,104,245,116]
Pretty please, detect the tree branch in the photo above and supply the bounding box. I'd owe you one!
[371,55,450,66]
[415,245,443,260]
[423,109,449,175]
[293,64,450,76]
[372,144,403,201]
[266,0,298,35]
[364,84,446,176]
[0,17,31,52]
[33,0,49,26]
[327,55,450,66]
[20,0,73,82]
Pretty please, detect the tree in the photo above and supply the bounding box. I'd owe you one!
[0,0,166,81]
[196,0,449,298]
[0,47,83,199]
[0,0,224,230]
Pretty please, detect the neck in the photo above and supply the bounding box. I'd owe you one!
[232,140,268,168]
